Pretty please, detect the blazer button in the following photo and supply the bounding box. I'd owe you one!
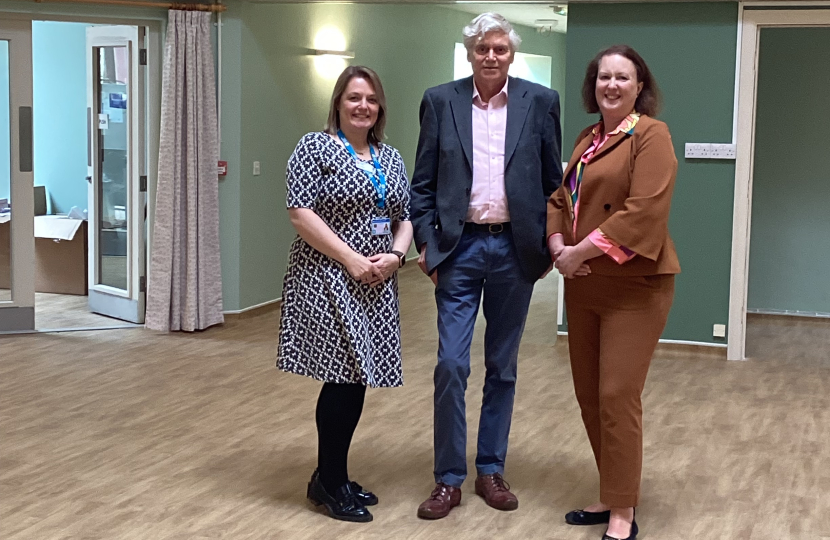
[458,219,464,225]
[604,204,612,211]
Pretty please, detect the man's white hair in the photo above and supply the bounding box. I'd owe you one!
[462,12,522,57]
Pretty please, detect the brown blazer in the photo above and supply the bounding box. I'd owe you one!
[547,114,681,276]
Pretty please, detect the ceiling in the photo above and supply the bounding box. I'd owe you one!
[440,3,568,33]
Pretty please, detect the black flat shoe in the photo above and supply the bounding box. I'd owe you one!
[602,519,638,540]
[565,509,611,525]
[350,481,378,506]
[307,472,373,522]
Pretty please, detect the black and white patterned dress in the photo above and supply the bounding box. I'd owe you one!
[277,132,410,388]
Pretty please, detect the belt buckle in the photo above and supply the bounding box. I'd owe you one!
[488,223,504,234]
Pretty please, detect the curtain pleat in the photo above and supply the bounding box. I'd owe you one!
[146,10,223,332]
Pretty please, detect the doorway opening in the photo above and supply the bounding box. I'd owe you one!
[0,14,160,334]
[728,7,830,361]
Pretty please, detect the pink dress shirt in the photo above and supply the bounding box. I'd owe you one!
[467,80,510,224]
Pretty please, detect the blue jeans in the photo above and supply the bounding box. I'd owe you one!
[432,228,535,487]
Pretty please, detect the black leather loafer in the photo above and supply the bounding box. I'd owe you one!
[307,470,378,506]
[602,519,638,540]
[307,472,373,522]
[350,481,378,506]
[565,509,611,525]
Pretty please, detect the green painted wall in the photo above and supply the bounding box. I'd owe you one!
[218,13,243,311]
[565,3,738,343]
[234,3,567,309]
[748,28,830,314]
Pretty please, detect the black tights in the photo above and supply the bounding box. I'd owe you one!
[316,382,367,495]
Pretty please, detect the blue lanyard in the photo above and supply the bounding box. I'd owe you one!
[337,130,387,209]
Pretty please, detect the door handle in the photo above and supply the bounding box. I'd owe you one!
[19,106,33,173]
[87,107,92,167]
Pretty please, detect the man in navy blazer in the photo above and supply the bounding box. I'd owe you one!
[411,13,562,520]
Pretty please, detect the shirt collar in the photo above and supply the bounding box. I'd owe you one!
[592,111,641,139]
[473,78,509,106]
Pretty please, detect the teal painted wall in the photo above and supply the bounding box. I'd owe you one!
[32,21,90,214]
[748,28,830,314]
[234,3,567,309]
[565,3,739,343]
[1,40,9,202]
[218,12,243,311]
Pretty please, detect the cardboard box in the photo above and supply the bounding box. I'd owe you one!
[34,216,88,295]
[0,215,88,295]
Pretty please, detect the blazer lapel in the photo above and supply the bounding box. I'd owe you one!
[504,77,530,167]
[450,76,474,169]
[589,130,629,162]
[563,134,594,182]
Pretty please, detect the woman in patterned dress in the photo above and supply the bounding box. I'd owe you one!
[277,66,412,523]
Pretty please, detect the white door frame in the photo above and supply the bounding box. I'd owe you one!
[0,19,34,331]
[728,4,830,360]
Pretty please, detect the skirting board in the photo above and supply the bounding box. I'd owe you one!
[223,298,282,320]
[747,309,830,319]
[556,331,728,349]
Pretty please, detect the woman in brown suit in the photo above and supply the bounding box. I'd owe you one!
[547,45,680,540]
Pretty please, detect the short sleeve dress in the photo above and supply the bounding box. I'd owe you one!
[277,132,411,388]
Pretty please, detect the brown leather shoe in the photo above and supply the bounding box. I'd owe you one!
[417,483,462,519]
[474,473,518,511]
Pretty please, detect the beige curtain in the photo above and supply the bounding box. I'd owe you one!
[146,10,223,332]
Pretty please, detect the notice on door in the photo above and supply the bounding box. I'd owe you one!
[98,113,109,130]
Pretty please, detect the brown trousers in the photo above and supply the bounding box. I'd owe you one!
[564,273,675,508]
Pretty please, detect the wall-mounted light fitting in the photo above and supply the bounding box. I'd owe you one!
[312,26,350,79]
[313,49,355,59]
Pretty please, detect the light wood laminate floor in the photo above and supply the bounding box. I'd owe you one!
[1,269,828,540]
[35,292,141,331]
[1,291,140,331]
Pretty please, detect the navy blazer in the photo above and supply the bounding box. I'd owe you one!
[410,76,563,281]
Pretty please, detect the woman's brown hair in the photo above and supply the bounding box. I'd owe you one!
[581,45,661,117]
[324,66,387,144]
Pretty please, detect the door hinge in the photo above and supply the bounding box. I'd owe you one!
[139,175,147,192]
[139,276,146,293]
[139,49,147,66]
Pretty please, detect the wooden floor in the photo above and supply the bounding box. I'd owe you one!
[34,292,142,331]
[1,290,140,331]
[1,268,828,540]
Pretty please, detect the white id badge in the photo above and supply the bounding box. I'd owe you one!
[371,217,392,236]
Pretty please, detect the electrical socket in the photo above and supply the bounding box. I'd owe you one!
[685,143,736,160]
[710,143,736,159]
[713,324,726,338]
[684,143,711,159]
[253,161,261,176]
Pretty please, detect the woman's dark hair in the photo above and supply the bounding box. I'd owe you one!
[581,45,661,117]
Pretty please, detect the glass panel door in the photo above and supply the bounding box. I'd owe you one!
[96,45,129,291]
[0,19,35,332]
[86,25,145,324]
[1,39,11,302]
